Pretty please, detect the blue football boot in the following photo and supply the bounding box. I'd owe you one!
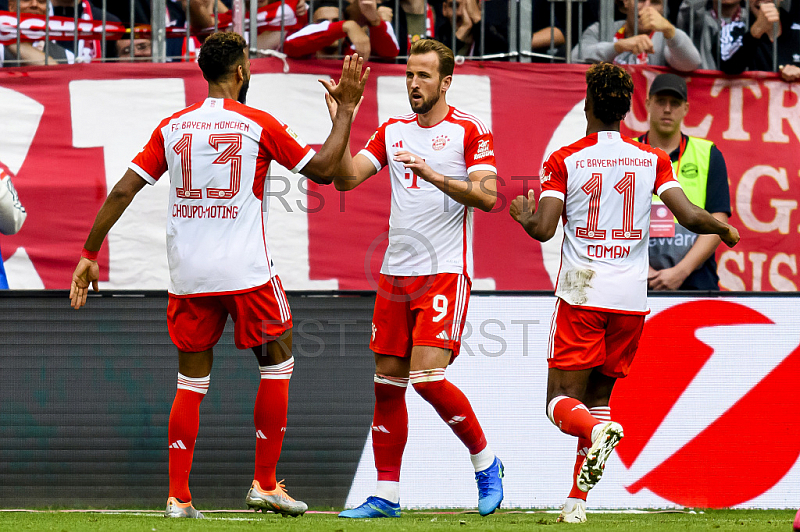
[475,457,504,516]
[338,496,401,518]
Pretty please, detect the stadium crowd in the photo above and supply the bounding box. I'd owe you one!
[0,0,798,79]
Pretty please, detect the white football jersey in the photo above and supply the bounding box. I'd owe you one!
[359,106,497,278]
[541,131,680,313]
[130,98,315,296]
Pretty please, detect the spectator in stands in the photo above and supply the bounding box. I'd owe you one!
[680,0,800,80]
[435,0,508,56]
[531,0,626,60]
[255,0,307,51]
[0,162,27,289]
[2,0,71,65]
[115,37,153,61]
[638,74,731,290]
[572,0,701,71]
[677,0,745,70]
[50,0,121,62]
[284,0,399,59]
[390,0,436,56]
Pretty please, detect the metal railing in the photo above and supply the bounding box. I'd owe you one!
[0,0,790,71]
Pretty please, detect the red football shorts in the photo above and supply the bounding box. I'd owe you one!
[547,298,645,378]
[370,273,471,360]
[167,276,292,352]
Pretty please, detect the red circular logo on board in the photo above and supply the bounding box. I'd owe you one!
[610,300,800,508]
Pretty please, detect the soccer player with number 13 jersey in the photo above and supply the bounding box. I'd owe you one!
[510,62,739,524]
[70,32,368,518]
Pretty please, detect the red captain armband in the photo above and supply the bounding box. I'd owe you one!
[81,248,99,261]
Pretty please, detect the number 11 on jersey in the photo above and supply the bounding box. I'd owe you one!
[576,172,643,241]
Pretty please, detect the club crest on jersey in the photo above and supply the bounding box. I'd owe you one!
[474,139,494,160]
[432,135,449,151]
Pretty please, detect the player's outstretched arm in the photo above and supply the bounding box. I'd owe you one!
[509,190,563,242]
[660,187,740,247]
[70,169,147,309]
[321,90,378,191]
[302,54,370,184]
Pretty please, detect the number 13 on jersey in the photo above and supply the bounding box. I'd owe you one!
[173,132,243,200]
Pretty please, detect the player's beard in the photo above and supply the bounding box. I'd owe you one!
[409,89,440,115]
[238,77,250,104]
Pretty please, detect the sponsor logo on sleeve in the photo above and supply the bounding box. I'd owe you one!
[474,139,494,160]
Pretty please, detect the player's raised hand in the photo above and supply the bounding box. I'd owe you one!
[320,54,370,112]
[70,257,100,309]
[720,223,740,248]
[324,86,364,123]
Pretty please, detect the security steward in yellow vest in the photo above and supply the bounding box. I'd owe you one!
[638,73,731,290]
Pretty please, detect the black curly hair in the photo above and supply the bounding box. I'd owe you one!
[585,63,634,125]
[198,32,247,83]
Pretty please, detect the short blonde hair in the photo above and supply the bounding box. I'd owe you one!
[409,39,455,79]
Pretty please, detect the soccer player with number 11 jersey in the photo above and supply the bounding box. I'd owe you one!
[510,62,739,524]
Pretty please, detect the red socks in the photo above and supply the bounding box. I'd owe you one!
[410,369,488,455]
[168,373,210,502]
[567,406,612,500]
[253,357,294,491]
[548,395,602,440]
[372,374,409,482]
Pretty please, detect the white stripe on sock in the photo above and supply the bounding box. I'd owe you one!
[547,395,570,426]
[374,374,410,387]
[409,368,445,385]
[260,357,294,380]
[177,373,210,395]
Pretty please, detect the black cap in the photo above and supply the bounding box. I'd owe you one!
[649,73,688,101]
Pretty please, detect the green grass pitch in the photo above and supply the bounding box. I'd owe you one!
[0,509,794,531]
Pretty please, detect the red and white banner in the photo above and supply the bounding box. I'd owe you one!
[345,295,800,509]
[0,61,797,291]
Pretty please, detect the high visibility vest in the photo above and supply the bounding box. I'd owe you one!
[652,136,713,216]
[675,136,713,209]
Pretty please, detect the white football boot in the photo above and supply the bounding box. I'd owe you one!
[245,480,308,517]
[165,497,204,518]
[577,421,624,492]
[557,498,587,523]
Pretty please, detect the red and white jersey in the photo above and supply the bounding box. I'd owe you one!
[360,106,496,277]
[541,131,680,313]
[130,98,315,296]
